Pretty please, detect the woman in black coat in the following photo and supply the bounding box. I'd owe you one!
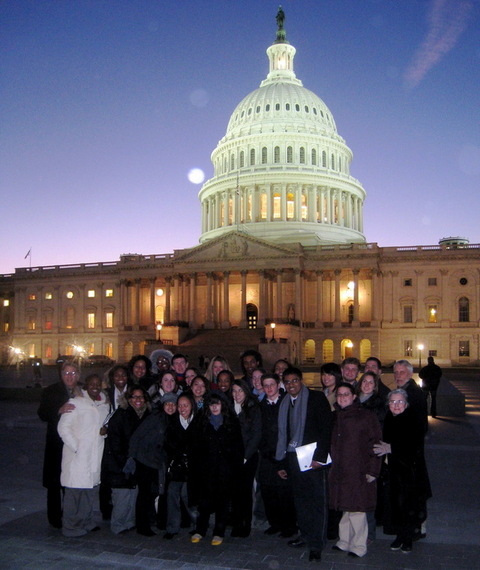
[189,392,244,546]
[374,389,432,553]
[101,386,150,534]
[231,379,262,537]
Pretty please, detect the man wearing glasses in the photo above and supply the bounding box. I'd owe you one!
[38,362,81,528]
[275,367,333,562]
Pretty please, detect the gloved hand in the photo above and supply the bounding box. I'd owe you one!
[123,457,136,477]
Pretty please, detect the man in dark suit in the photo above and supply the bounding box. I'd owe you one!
[38,362,80,528]
[276,367,333,562]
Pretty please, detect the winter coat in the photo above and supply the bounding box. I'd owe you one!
[329,400,382,512]
[57,393,110,489]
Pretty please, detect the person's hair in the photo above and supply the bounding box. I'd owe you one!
[394,359,413,374]
[128,354,152,375]
[240,349,263,374]
[341,357,361,369]
[217,369,234,385]
[356,372,379,396]
[320,362,342,389]
[205,356,231,382]
[336,382,356,396]
[172,353,188,365]
[107,364,131,388]
[272,358,291,372]
[388,388,409,407]
[427,356,435,364]
[126,384,151,403]
[84,373,101,385]
[201,391,236,425]
[61,361,79,373]
[185,366,200,377]
[261,372,280,386]
[177,392,196,419]
[365,356,382,370]
[283,366,303,381]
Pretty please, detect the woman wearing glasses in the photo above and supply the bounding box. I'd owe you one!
[373,389,432,553]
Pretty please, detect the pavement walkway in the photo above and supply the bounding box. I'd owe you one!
[0,374,479,569]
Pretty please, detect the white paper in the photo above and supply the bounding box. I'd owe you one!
[295,443,332,471]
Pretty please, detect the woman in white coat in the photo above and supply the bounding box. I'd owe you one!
[58,374,110,537]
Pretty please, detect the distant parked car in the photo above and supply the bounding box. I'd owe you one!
[85,355,115,367]
[55,355,83,366]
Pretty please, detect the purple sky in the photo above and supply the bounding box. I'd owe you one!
[1,0,479,274]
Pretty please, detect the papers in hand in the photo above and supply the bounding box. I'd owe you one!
[295,442,332,472]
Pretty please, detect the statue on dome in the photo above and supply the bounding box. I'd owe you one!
[275,6,287,43]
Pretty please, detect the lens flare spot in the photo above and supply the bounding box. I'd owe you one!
[188,168,205,184]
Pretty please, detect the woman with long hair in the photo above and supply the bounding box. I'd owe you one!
[205,356,231,389]
[320,362,342,411]
[191,375,210,410]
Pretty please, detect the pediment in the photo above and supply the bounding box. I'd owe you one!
[173,231,299,265]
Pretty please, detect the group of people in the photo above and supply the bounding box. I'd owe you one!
[38,349,435,562]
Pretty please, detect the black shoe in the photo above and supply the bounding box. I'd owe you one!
[163,532,177,539]
[264,526,280,535]
[348,552,360,558]
[401,541,412,553]
[288,537,306,548]
[309,549,322,562]
[412,531,426,542]
[390,537,402,550]
[90,526,101,532]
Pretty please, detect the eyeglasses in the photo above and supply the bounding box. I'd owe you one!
[130,395,145,400]
[337,392,352,397]
[284,378,300,385]
[63,371,78,376]
[389,400,406,405]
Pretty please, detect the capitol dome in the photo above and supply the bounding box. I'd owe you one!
[198,13,366,247]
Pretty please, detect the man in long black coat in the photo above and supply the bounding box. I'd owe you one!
[275,367,333,562]
[37,362,80,528]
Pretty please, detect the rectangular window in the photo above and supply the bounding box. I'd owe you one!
[105,312,113,328]
[87,290,95,298]
[45,345,52,358]
[45,321,52,330]
[4,323,9,332]
[45,292,53,300]
[404,340,413,357]
[3,300,9,307]
[105,342,113,358]
[87,313,95,329]
[459,341,470,357]
[428,305,437,323]
[403,305,413,323]
[404,278,412,287]
[428,349,437,357]
[28,318,36,330]
[28,294,36,301]
[105,289,113,298]
[428,278,437,286]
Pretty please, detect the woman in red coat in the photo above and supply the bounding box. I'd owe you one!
[329,383,382,558]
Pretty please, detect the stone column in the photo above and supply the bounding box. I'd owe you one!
[134,279,141,329]
[189,273,197,328]
[149,278,156,326]
[352,269,360,324]
[334,269,341,324]
[415,270,425,324]
[258,270,266,327]
[276,270,283,321]
[205,272,214,329]
[222,271,231,328]
[240,270,247,328]
[164,277,171,324]
[391,271,399,323]
[315,270,323,327]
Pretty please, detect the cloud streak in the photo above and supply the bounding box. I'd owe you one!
[404,0,474,88]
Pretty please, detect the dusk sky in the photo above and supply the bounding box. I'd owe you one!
[2,0,479,274]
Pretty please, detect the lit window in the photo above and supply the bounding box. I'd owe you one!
[45,292,53,300]
[273,193,281,219]
[66,307,74,328]
[87,313,95,329]
[301,194,307,220]
[459,341,470,357]
[260,193,267,220]
[428,305,437,323]
[105,342,113,358]
[105,289,114,298]
[28,294,36,301]
[287,193,294,219]
[404,340,413,357]
[45,321,52,330]
[106,312,114,328]
[3,300,9,307]
[28,317,36,331]
[459,297,469,322]
[4,323,9,332]
[45,345,52,358]
[87,290,95,298]
[66,291,74,299]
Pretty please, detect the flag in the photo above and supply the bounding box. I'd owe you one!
[24,248,31,259]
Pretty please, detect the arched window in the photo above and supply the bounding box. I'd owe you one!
[323,339,334,362]
[303,339,316,363]
[246,303,258,329]
[250,148,255,165]
[331,154,335,169]
[261,147,267,164]
[260,192,267,220]
[287,146,293,163]
[311,148,317,165]
[287,192,294,219]
[459,297,469,322]
[322,151,327,167]
[299,147,305,164]
[273,192,281,219]
[240,151,244,168]
[274,146,280,163]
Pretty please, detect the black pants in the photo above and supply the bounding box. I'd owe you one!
[135,461,158,533]
[287,453,329,551]
[258,456,296,533]
[47,484,63,528]
[231,454,258,534]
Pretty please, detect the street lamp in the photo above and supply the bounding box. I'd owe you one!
[270,322,276,343]
[417,343,424,370]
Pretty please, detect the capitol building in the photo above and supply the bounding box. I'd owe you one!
[1,12,478,368]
